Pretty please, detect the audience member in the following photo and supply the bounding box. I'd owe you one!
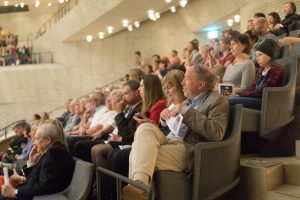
[218,37,235,67]
[63,99,81,133]
[247,19,254,31]
[40,112,50,121]
[228,39,284,110]
[32,114,41,121]
[185,39,199,67]
[128,68,145,82]
[0,120,75,200]
[250,17,279,65]
[222,34,256,94]
[134,51,145,69]
[170,50,181,65]
[268,12,283,35]
[254,12,266,18]
[244,30,259,50]
[123,64,229,199]
[281,1,300,35]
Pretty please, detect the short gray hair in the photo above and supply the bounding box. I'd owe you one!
[193,63,215,91]
[110,89,123,102]
[37,120,68,148]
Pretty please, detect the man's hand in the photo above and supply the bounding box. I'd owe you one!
[133,114,155,124]
[1,184,16,198]
[28,145,41,165]
[171,101,185,117]
[160,108,172,121]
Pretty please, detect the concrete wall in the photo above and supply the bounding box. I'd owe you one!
[1,0,300,128]
[0,4,58,46]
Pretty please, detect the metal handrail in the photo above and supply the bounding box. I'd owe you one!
[97,166,154,200]
[0,75,126,140]
[31,52,54,64]
[0,120,26,139]
[35,0,79,39]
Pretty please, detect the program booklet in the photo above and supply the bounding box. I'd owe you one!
[218,83,234,96]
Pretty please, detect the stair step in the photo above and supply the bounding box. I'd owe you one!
[268,185,300,199]
[284,161,300,186]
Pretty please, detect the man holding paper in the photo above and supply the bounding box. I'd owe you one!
[125,64,229,197]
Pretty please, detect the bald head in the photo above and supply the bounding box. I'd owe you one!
[253,17,268,36]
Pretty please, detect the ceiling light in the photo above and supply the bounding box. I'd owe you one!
[155,12,160,19]
[179,0,188,7]
[58,0,65,3]
[20,2,25,8]
[227,19,234,27]
[86,35,93,43]
[165,0,171,3]
[99,32,105,39]
[128,25,133,32]
[234,15,240,23]
[148,10,156,21]
[107,26,113,34]
[170,6,176,13]
[35,0,40,7]
[122,19,129,27]
[15,3,18,7]
[4,1,8,6]
[48,2,52,6]
[134,21,140,28]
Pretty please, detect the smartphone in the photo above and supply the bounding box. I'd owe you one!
[134,112,143,119]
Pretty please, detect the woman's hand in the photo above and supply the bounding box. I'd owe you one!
[133,114,155,124]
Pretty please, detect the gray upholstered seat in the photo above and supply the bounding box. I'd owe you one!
[153,105,243,200]
[33,158,94,200]
[242,58,297,139]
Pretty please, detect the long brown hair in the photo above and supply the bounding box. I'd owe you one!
[141,74,165,113]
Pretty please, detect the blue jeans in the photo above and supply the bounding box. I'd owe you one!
[228,97,262,110]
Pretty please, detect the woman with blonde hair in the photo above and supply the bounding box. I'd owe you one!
[162,70,186,106]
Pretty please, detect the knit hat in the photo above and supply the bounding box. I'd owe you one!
[256,39,280,60]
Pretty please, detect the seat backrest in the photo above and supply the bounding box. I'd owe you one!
[193,105,243,200]
[260,59,297,138]
[63,158,94,200]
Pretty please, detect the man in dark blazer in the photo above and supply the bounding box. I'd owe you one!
[73,80,142,162]
[1,122,75,200]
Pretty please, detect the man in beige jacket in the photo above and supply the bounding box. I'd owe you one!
[125,64,229,199]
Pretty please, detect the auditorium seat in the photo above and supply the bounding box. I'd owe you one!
[33,158,94,200]
[242,58,297,139]
[153,105,242,200]
[96,105,243,200]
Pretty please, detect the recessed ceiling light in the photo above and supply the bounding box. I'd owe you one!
[4,1,8,6]
[134,21,140,28]
[99,32,105,39]
[165,0,171,3]
[15,3,18,7]
[234,15,240,22]
[155,12,160,19]
[128,25,133,32]
[179,0,188,7]
[86,35,93,43]
[107,26,113,34]
[58,0,65,4]
[48,2,52,6]
[122,19,129,27]
[35,0,40,7]
[20,2,25,8]
[170,6,176,13]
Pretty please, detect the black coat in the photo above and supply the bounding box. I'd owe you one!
[16,142,75,200]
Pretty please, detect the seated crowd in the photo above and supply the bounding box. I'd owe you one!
[1,1,300,199]
[0,26,33,67]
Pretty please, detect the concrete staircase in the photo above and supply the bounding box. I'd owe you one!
[231,145,300,200]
